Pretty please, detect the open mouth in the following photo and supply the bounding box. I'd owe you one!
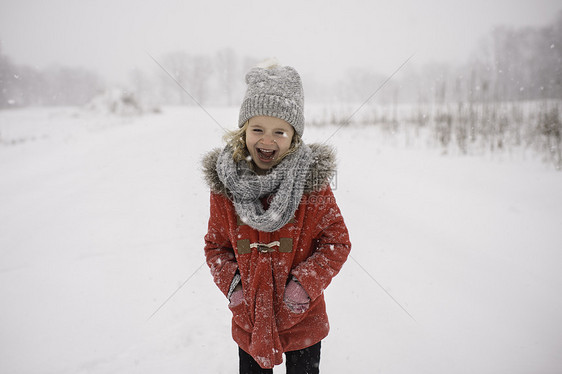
[256,148,277,162]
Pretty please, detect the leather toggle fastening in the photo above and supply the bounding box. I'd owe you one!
[236,239,293,254]
[253,241,279,253]
[237,239,251,254]
[257,244,275,253]
[278,238,293,253]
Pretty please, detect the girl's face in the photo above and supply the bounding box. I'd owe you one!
[246,116,295,174]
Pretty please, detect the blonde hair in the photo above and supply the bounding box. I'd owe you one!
[223,121,302,168]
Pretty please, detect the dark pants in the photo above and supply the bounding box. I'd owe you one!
[239,341,321,374]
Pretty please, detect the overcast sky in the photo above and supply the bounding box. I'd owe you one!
[0,0,560,85]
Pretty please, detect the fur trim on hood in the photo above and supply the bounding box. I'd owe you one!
[201,143,337,196]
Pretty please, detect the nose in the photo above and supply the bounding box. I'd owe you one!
[260,133,275,145]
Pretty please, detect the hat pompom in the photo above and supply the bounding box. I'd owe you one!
[256,57,280,69]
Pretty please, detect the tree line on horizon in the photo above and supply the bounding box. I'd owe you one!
[0,11,560,110]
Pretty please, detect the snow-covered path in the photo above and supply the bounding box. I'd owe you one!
[1,107,561,373]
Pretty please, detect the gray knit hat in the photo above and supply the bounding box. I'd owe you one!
[238,63,305,137]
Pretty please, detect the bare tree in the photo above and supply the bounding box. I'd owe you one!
[216,48,239,106]
[160,51,213,106]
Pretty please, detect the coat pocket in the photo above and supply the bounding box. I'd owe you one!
[228,301,253,333]
[275,300,309,332]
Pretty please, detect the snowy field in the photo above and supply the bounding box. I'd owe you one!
[1,106,561,374]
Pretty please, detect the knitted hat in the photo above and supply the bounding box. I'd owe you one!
[238,61,305,137]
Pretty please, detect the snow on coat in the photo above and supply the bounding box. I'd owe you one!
[202,143,351,369]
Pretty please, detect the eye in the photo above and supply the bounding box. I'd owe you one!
[252,128,263,133]
[275,131,286,136]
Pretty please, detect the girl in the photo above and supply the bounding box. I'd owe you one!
[202,61,351,373]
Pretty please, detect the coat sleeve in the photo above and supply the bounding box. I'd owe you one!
[291,186,351,301]
[204,192,239,298]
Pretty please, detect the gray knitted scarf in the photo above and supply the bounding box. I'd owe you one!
[216,143,313,232]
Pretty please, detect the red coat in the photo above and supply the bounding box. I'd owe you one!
[203,145,351,368]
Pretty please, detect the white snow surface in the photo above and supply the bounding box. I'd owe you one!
[1,107,561,373]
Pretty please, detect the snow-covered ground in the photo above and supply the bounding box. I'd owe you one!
[1,106,561,374]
